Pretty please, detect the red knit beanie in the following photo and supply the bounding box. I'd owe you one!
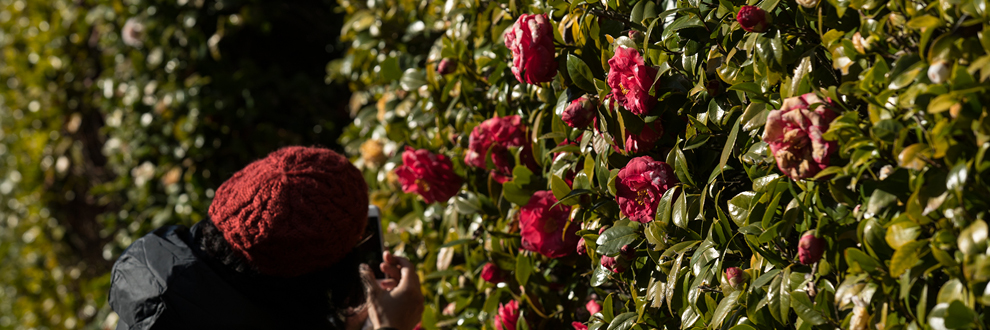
[208,146,369,277]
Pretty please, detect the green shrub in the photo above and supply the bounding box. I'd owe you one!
[0,0,348,328]
[335,0,990,329]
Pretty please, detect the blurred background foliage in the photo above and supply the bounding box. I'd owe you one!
[0,0,350,328]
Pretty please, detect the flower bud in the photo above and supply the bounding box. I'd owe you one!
[576,237,587,256]
[586,299,602,315]
[928,61,950,84]
[737,6,770,33]
[562,95,596,128]
[627,30,645,44]
[798,231,826,265]
[437,58,456,75]
[724,267,748,290]
[601,255,628,273]
[795,0,820,8]
[481,262,507,284]
[620,244,636,259]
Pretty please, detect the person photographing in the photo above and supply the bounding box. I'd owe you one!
[108,146,423,330]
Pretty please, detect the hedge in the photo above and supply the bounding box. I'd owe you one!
[334,0,990,329]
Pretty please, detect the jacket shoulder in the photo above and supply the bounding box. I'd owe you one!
[108,225,197,330]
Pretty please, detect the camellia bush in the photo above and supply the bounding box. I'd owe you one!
[333,0,990,329]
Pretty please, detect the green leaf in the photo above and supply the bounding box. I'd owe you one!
[719,117,742,175]
[603,294,615,321]
[440,238,475,248]
[790,291,826,326]
[865,188,896,216]
[728,82,763,95]
[672,190,689,229]
[550,174,573,203]
[568,54,598,92]
[946,162,969,192]
[596,225,640,256]
[944,300,978,328]
[592,265,610,287]
[844,248,881,274]
[656,186,680,225]
[889,240,928,277]
[728,191,755,227]
[711,291,741,328]
[906,15,943,29]
[606,312,638,330]
[516,253,533,286]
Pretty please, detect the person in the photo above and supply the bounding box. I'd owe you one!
[108,146,424,330]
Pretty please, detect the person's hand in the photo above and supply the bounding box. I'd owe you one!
[360,251,424,330]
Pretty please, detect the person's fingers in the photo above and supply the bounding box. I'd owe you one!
[378,278,398,291]
[382,251,396,265]
[392,256,422,293]
[359,264,381,299]
[380,261,401,279]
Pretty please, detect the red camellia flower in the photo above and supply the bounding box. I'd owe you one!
[737,6,770,33]
[481,262,507,284]
[572,322,589,330]
[724,267,749,290]
[762,93,839,180]
[607,47,659,116]
[586,299,602,315]
[504,14,558,84]
[395,147,462,204]
[465,115,536,183]
[615,156,678,223]
[562,95,596,128]
[494,300,521,330]
[519,191,579,259]
[798,231,826,265]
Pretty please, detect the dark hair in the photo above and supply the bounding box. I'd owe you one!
[196,218,366,327]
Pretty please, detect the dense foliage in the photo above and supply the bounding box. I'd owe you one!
[334,0,990,329]
[0,0,348,328]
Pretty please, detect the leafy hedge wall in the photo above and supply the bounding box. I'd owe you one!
[334,0,990,329]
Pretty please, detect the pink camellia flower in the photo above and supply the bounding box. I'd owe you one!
[737,6,770,33]
[465,115,536,183]
[519,191,579,259]
[562,95,597,129]
[121,18,145,47]
[762,93,839,180]
[504,14,558,84]
[437,58,456,75]
[798,231,826,265]
[494,300,521,330]
[607,47,658,116]
[481,262,507,284]
[615,156,678,223]
[586,299,602,315]
[724,267,748,290]
[395,147,462,204]
[572,322,589,330]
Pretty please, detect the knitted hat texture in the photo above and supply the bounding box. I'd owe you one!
[208,146,369,277]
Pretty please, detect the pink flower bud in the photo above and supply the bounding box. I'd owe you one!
[601,255,629,273]
[585,299,602,315]
[562,95,596,129]
[798,231,826,265]
[437,58,456,75]
[576,237,587,255]
[737,6,770,33]
[481,262,507,284]
[572,322,589,330]
[620,244,636,259]
[724,267,748,290]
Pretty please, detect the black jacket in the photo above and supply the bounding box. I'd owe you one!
[108,222,342,330]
